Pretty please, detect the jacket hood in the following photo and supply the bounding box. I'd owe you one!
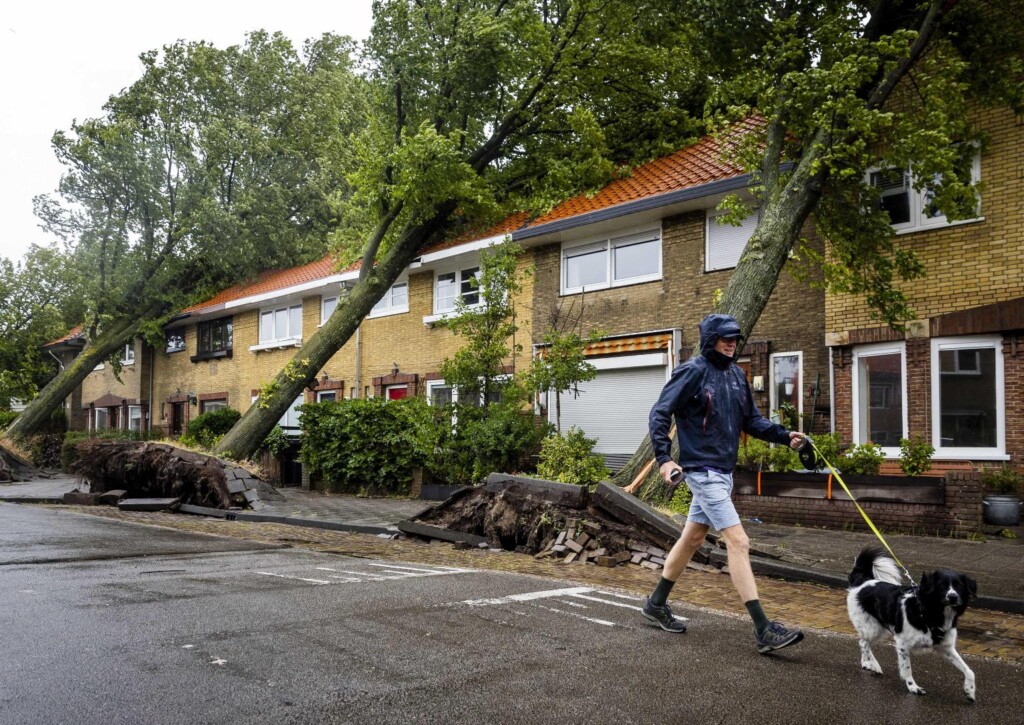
[699,314,742,361]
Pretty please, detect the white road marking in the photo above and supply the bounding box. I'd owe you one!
[365,563,471,574]
[210,658,227,666]
[567,593,650,614]
[529,603,615,627]
[554,599,589,609]
[461,586,594,606]
[256,572,331,585]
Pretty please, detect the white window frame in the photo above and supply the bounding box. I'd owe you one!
[384,384,410,400]
[426,380,454,406]
[127,405,142,432]
[368,277,410,319]
[315,390,337,403]
[93,408,108,431]
[201,399,228,414]
[321,295,338,325]
[768,351,803,427]
[705,209,758,272]
[868,150,982,235]
[434,265,482,314]
[851,342,908,458]
[560,226,662,295]
[930,335,1006,460]
[251,303,303,352]
[120,343,136,365]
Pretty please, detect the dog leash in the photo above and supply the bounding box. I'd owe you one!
[807,438,918,588]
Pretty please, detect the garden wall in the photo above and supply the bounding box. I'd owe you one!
[733,471,984,536]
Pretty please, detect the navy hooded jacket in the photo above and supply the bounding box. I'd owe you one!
[649,314,792,472]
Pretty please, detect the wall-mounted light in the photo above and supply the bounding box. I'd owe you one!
[188,391,198,406]
[391,362,400,377]
[321,371,329,385]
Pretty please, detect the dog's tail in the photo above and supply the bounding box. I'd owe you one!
[849,546,902,587]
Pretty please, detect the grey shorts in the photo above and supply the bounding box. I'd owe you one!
[684,470,741,531]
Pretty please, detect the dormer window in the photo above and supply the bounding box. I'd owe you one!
[560,228,661,295]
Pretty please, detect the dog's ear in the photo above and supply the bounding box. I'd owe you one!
[962,574,978,598]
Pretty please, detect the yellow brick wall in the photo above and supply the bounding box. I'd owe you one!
[827,106,1024,332]
[81,339,146,407]
[150,252,535,430]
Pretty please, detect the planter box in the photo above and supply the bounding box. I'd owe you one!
[733,470,945,505]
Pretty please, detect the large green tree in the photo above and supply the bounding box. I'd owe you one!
[0,245,79,409]
[4,31,368,442]
[215,0,707,459]
[613,0,1024,495]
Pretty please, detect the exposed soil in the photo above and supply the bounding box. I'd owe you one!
[68,439,234,508]
[416,485,654,556]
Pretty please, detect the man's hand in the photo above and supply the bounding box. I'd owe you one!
[660,461,683,483]
[788,432,806,450]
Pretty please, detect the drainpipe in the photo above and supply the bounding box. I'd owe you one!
[353,324,362,399]
[148,344,155,434]
[828,347,836,433]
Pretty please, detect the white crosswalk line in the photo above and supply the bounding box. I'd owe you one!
[256,572,330,585]
[461,586,594,606]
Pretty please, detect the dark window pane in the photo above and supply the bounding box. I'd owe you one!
[939,347,997,448]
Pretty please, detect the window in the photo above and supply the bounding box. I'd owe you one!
[195,317,233,360]
[427,380,453,406]
[370,278,410,318]
[201,399,227,414]
[94,408,108,431]
[436,267,481,314]
[257,304,302,346]
[321,295,338,324]
[852,343,907,455]
[120,343,135,365]
[128,405,142,432]
[561,228,662,294]
[869,150,981,233]
[706,209,758,272]
[165,331,185,354]
[931,336,1004,458]
[279,395,304,433]
[316,390,336,402]
[769,352,802,428]
[385,384,409,400]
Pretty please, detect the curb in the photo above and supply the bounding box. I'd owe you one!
[231,511,397,536]
[0,496,65,504]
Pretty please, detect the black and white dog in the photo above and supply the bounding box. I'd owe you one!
[847,547,978,702]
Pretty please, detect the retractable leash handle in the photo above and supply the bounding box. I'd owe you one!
[806,438,917,588]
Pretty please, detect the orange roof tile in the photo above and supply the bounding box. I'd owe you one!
[419,211,532,256]
[526,119,761,229]
[44,325,83,348]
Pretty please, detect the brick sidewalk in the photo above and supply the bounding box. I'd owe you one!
[47,504,1024,665]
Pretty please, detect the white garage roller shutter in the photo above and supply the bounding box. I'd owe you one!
[551,365,667,457]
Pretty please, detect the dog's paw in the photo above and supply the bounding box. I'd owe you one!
[906,683,926,696]
[860,662,882,675]
[965,684,976,703]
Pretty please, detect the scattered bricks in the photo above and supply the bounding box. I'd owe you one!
[591,547,607,558]
[596,556,617,568]
[564,539,583,553]
[649,556,666,566]
[576,533,591,548]
[583,521,601,536]
[534,549,555,559]
[578,551,590,564]
[552,544,567,553]
[630,554,647,564]
[613,551,632,565]
[629,542,649,553]
[564,552,578,563]
[641,560,662,570]
[646,546,668,558]
[555,531,567,546]
[586,539,600,551]
[566,517,578,532]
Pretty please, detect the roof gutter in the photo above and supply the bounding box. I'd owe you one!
[512,167,791,243]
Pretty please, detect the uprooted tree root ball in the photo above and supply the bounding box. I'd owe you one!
[68,440,235,508]
[416,485,654,558]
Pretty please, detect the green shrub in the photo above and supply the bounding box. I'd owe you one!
[0,409,19,429]
[843,442,885,476]
[980,465,1023,495]
[301,397,435,495]
[899,435,935,476]
[737,438,771,471]
[536,426,610,486]
[25,434,63,469]
[807,432,844,470]
[665,478,693,515]
[767,443,799,472]
[257,425,289,458]
[181,408,241,449]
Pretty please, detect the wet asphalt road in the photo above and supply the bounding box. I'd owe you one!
[1,504,1022,725]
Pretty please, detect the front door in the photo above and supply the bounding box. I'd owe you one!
[170,402,185,436]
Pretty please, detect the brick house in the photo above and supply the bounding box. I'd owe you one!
[826,106,1023,471]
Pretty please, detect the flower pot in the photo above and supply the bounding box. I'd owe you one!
[983,494,1021,526]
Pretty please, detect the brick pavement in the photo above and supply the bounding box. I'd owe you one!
[46,504,1024,665]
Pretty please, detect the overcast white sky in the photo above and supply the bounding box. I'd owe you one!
[0,1,374,264]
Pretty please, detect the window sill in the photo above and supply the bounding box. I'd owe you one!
[931,450,1009,462]
[367,306,410,320]
[119,360,136,366]
[893,216,984,236]
[423,305,483,327]
[249,339,302,353]
[190,349,233,362]
[560,275,662,297]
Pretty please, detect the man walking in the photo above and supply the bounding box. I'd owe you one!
[643,313,806,653]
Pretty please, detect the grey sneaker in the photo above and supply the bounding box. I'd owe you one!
[642,597,687,633]
[756,621,804,653]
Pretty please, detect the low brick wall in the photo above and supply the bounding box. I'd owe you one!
[733,471,984,536]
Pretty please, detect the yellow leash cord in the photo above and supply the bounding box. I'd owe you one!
[808,438,917,588]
